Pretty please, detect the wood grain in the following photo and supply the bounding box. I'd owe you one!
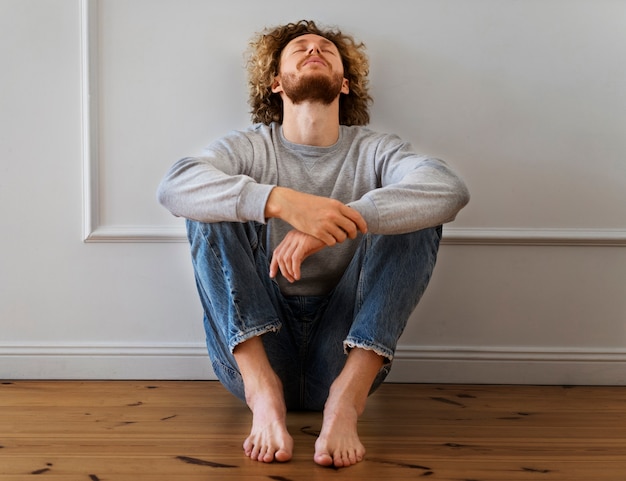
[1,381,625,480]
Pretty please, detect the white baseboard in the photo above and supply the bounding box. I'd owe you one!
[387,346,626,385]
[0,343,213,380]
[1,343,625,385]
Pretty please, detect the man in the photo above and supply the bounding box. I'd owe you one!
[157,20,469,468]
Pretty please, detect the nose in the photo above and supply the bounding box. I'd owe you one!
[307,42,322,55]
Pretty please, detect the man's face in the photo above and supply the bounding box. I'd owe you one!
[272,34,349,105]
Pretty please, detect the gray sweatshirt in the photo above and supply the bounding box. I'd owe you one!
[157,123,469,296]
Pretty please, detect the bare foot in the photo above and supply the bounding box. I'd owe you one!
[242,382,294,463]
[234,337,293,463]
[314,397,365,467]
[313,348,383,468]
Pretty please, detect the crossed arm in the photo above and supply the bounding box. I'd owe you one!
[264,186,368,283]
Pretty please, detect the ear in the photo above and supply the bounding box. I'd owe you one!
[271,76,283,94]
[341,78,349,95]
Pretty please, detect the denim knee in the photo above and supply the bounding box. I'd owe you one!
[342,227,443,361]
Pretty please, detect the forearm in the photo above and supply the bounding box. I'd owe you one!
[264,187,367,245]
[348,160,470,234]
[157,156,273,223]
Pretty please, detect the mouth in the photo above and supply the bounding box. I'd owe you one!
[302,56,327,67]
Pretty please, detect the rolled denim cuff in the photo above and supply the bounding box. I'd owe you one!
[343,337,394,363]
[228,320,282,354]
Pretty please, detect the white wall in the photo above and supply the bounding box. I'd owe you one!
[1,0,625,383]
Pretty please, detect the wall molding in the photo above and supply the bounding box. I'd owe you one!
[81,0,99,242]
[441,227,626,246]
[2,342,625,384]
[85,224,626,246]
[80,0,625,247]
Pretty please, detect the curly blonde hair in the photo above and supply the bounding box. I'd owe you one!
[246,20,372,126]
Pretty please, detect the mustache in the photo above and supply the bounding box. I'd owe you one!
[298,54,329,69]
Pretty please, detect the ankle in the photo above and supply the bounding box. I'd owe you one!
[233,336,285,410]
[244,372,285,413]
[326,383,365,417]
[325,348,383,415]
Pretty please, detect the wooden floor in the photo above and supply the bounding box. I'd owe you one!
[1,381,626,480]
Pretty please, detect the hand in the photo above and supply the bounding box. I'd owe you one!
[265,187,367,246]
[270,230,326,283]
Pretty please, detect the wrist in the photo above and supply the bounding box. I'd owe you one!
[264,186,287,219]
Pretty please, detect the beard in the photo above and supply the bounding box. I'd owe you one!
[280,70,344,105]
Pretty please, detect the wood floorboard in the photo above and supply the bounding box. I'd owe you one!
[1,381,625,480]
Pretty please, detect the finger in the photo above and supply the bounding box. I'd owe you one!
[323,214,354,242]
[276,254,292,282]
[291,260,301,281]
[316,229,337,246]
[325,210,357,240]
[329,224,349,243]
[269,255,279,278]
[279,259,295,283]
[270,243,289,280]
[341,205,368,235]
[273,246,294,283]
[284,241,300,281]
[290,246,303,281]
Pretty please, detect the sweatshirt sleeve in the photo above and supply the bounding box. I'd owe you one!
[156,132,275,224]
[347,135,470,234]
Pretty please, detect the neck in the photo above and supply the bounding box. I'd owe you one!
[280,98,341,147]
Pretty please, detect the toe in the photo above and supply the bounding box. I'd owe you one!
[335,452,348,468]
[275,448,292,463]
[314,452,334,467]
[250,443,261,461]
[258,445,270,462]
[242,439,252,457]
[264,447,277,463]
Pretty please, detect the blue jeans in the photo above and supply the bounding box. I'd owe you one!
[186,220,442,411]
